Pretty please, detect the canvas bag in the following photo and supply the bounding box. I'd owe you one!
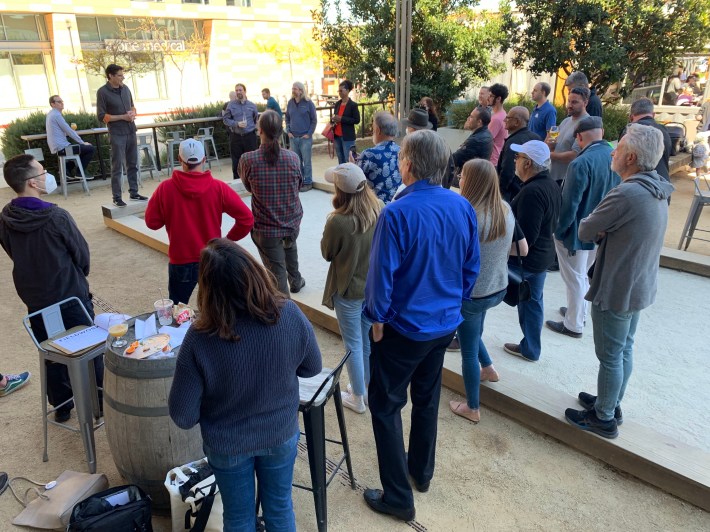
[164,458,222,532]
[10,471,108,529]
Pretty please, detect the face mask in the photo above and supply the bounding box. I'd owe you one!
[42,173,58,195]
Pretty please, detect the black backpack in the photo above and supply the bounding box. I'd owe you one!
[67,485,152,531]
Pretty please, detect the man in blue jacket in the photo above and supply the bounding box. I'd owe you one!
[363,130,480,522]
[546,116,620,338]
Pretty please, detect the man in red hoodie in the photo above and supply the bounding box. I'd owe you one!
[145,138,254,304]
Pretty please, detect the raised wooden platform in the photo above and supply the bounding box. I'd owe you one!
[102,185,710,513]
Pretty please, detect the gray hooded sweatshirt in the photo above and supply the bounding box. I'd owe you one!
[579,170,674,313]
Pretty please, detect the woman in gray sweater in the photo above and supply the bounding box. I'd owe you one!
[169,239,321,531]
[449,160,527,423]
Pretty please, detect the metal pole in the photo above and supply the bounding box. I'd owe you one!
[66,20,87,113]
[394,0,412,133]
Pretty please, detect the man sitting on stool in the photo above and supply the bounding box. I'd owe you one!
[46,95,94,180]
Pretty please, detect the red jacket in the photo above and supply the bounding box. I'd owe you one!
[145,169,254,264]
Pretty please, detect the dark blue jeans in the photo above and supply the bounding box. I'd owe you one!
[204,431,299,532]
[515,269,547,361]
[168,262,199,305]
[457,290,506,409]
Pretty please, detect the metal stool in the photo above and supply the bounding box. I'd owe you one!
[166,130,186,174]
[295,352,356,532]
[22,297,104,474]
[137,133,159,182]
[193,127,219,169]
[57,145,91,199]
[678,176,710,250]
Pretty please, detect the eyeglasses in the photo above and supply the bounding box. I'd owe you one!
[53,100,64,104]
[24,169,46,181]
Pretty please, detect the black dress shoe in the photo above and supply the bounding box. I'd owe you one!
[545,320,582,338]
[363,489,415,522]
[411,477,430,493]
[54,408,71,423]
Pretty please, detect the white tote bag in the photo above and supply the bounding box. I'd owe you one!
[164,458,223,532]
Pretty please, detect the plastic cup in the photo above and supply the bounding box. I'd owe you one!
[154,299,173,326]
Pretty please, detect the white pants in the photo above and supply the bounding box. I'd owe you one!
[554,238,596,334]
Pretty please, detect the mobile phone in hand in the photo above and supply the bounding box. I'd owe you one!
[349,145,358,159]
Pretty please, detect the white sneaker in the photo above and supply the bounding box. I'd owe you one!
[347,383,368,406]
[341,391,366,414]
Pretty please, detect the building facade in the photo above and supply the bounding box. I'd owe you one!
[0,0,323,128]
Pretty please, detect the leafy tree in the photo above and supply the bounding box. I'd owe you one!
[501,0,710,96]
[313,0,506,112]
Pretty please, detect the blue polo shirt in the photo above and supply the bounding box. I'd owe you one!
[364,179,480,341]
[529,100,557,140]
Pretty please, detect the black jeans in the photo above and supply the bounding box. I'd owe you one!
[251,232,302,296]
[368,323,454,510]
[229,130,258,180]
[58,144,95,177]
[29,297,103,410]
[168,262,199,305]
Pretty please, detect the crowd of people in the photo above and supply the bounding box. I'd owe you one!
[0,66,677,528]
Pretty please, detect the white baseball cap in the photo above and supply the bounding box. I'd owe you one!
[324,162,367,193]
[510,140,550,166]
[179,138,206,164]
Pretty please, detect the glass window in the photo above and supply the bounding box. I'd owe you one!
[128,62,167,100]
[2,14,41,41]
[11,52,50,108]
[76,16,101,42]
[242,0,252,6]
[97,17,124,40]
[0,52,21,108]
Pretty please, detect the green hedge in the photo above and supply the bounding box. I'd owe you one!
[447,95,628,141]
[2,111,104,177]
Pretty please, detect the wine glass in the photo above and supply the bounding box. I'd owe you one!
[108,315,129,349]
[549,125,560,140]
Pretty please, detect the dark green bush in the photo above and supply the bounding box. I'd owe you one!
[2,111,104,176]
[447,97,628,142]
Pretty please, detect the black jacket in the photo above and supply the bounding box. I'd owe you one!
[619,117,672,182]
[452,126,494,170]
[586,89,603,118]
[510,170,561,273]
[0,201,90,312]
[497,127,541,202]
[333,99,361,141]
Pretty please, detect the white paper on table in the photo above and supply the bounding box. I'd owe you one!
[158,322,190,349]
[94,313,132,331]
[134,316,158,340]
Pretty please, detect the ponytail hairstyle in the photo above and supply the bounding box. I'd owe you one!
[258,110,282,166]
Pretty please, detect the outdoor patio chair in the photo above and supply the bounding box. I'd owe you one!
[677,176,710,250]
[22,297,104,474]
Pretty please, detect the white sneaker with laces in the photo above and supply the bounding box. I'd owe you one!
[340,391,366,414]
[347,383,368,406]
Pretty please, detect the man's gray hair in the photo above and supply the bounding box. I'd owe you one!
[400,130,450,185]
[630,97,654,117]
[566,71,589,88]
[373,111,399,138]
[531,159,551,174]
[292,81,310,101]
[624,123,664,171]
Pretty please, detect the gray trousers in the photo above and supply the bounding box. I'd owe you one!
[251,232,302,296]
[109,132,139,199]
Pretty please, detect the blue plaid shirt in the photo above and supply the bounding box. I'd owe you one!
[357,140,402,204]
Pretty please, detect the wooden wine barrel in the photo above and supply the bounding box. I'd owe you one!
[103,317,203,511]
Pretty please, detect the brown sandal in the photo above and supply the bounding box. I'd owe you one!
[449,400,480,423]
